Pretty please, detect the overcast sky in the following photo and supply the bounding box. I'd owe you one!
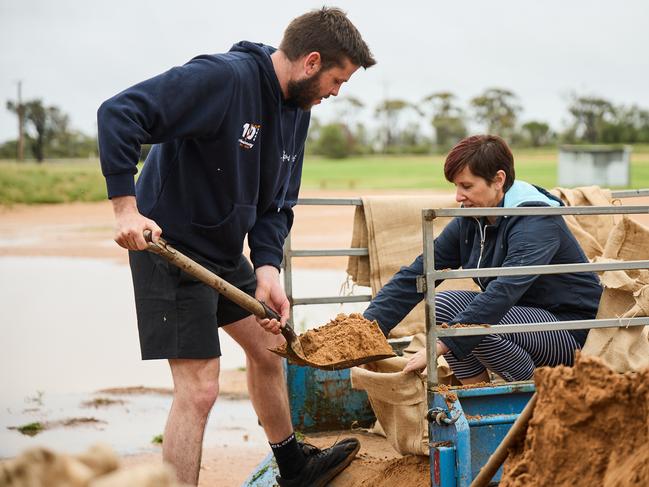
[1,0,648,143]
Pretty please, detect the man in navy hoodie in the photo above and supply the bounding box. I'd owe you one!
[97,8,375,486]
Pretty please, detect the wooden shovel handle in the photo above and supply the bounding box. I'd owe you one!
[143,230,280,321]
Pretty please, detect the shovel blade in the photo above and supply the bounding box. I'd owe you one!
[269,347,395,370]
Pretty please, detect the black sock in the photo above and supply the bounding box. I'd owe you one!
[270,432,307,479]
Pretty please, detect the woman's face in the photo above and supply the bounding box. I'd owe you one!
[452,166,506,208]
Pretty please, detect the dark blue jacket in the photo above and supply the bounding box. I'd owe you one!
[364,182,603,360]
[97,41,310,269]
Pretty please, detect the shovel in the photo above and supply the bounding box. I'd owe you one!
[143,231,308,363]
[143,232,395,370]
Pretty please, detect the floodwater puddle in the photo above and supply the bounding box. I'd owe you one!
[0,256,369,457]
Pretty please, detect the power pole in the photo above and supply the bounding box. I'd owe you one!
[17,81,25,161]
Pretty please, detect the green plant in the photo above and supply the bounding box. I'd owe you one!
[16,422,44,436]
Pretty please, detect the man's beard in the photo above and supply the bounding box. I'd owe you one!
[286,71,323,110]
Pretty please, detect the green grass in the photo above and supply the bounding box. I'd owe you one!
[301,147,649,191]
[1,146,648,205]
[0,159,107,205]
[151,433,163,444]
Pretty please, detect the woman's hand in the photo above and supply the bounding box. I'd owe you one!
[403,348,426,373]
[402,341,450,374]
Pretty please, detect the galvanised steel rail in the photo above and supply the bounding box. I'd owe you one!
[423,202,649,392]
[424,260,649,281]
[434,317,649,337]
[426,205,649,218]
[294,189,649,207]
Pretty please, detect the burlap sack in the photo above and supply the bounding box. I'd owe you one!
[550,186,614,260]
[350,334,459,456]
[582,217,649,372]
[346,195,478,337]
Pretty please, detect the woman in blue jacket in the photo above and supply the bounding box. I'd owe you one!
[363,135,602,383]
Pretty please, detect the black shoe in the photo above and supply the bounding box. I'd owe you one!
[277,437,360,487]
[298,437,358,458]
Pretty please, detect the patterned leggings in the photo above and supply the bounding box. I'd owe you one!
[436,290,580,381]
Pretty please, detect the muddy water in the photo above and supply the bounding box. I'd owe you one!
[0,256,369,456]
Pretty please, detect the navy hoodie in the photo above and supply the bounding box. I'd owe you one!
[97,42,310,269]
[364,182,603,361]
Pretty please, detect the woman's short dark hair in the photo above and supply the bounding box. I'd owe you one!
[279,7,376,70]
[444,135,515,191]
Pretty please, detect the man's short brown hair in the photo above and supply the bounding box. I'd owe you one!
[444,135,516,191]
[280,7,376,69]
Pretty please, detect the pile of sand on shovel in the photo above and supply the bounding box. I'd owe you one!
[272,313,394,367]
[500,354,649,487]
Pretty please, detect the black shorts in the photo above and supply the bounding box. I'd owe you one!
[128,249,256,360]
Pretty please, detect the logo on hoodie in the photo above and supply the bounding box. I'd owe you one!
[239,122,261,149]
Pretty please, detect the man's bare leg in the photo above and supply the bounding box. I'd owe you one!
[164,358,220,485]
[223,315,292,443]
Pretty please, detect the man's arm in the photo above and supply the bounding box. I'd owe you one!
[97,56,235,247]
[249,142,307,331]
[97,56,234,197]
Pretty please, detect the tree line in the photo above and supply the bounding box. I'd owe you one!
[3,99,98,161]
[3,88,649,161]
[308,88,649,158]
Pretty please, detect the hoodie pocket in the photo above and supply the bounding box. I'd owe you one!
[190,204,257,256]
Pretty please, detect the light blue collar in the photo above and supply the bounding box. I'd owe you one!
[503,180,560,208]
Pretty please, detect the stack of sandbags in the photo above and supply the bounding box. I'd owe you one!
[550,186,614,259]
[582,216,649,372]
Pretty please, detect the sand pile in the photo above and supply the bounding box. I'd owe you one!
[500,354,649,487]
[273,313,394,367]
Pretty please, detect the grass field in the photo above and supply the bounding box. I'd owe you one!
[1,147,648,205]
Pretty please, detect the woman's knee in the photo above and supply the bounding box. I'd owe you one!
[434,290,478,323]
[472,336,534,381]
